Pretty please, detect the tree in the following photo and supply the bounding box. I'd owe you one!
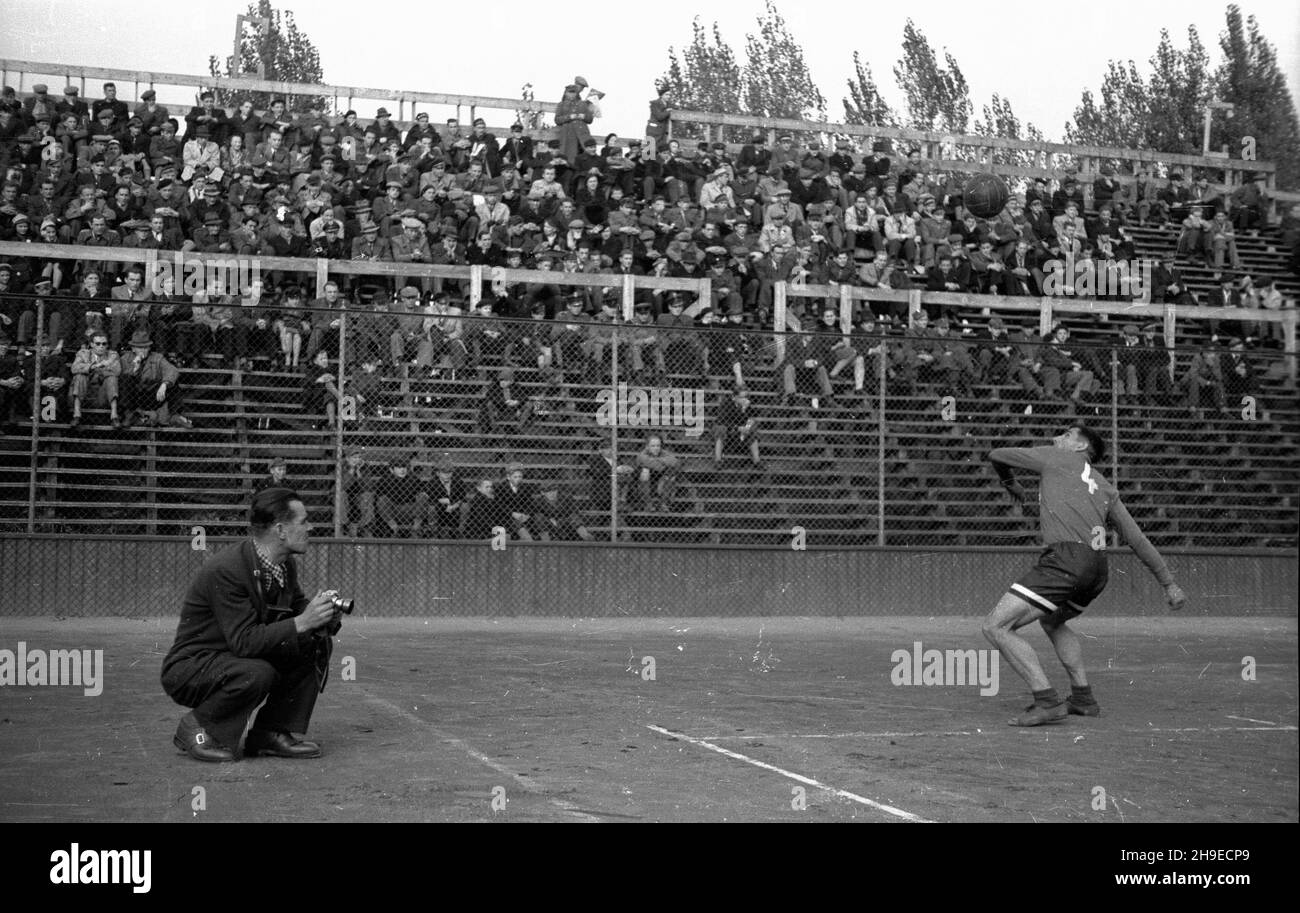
[892,19,971,135]
[207,0,328,114]
[974,94,1044,167]
[843,51,897,127]
[660,18,744,140]
[1065,26,1213,159]
[1215,4,1300,190]
[1064,61,1150,149]
[741,1,826,122]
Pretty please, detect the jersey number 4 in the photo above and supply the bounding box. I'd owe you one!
[1081,462,1099,494]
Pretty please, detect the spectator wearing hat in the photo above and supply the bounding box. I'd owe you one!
[495,462,541,540]
[253,455,291,494]
[414,454,461,538]
[148,119,182,171]
[133,89,169,136]
[1037,325,1093,404]
[337,448,376,537]
[375,454,433,538]
[1180,344,1226,417]
[500,124,534,173]
[390,216,433,287]
[1113,324,1146,403]
[118,328,188,427]
[12,331,67,425]
[182,124,221,182]
[884,203,921,272]
[1207,210,1242,271]
[69,329,122,427]
[534,479,592,541]
[555,83,594,165]
[1230,174,1268,233]
[975,316,1017,386]
[466,118,501,176]
[1205,272,1243,341]
[713,384,763,469]
[301,347,343,428]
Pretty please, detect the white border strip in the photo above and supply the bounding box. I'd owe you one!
[646,725,933,823]
[1010,583,1058,612]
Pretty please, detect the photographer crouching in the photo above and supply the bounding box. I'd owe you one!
[161,488,350,762]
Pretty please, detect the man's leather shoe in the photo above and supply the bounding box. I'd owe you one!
[173,712,235,762]
[245,729,322,759]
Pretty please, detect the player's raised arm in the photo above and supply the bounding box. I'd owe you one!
[988,446,1052,502]
[1108,497,1187,611]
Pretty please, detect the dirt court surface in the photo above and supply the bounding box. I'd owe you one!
[0,616,1295,823]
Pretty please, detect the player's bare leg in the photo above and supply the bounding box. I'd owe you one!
[1040,615,1101,716]
[982,592,1067,726]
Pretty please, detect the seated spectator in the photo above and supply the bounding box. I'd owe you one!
[253,455,291,493]
[1230,174,1268,232]
[497,462,539,540]
[0,330,22,433]
[375,454,431,538]
[713,383,763,469]
[1114,324,1144,403]
[275,286,311,371]
[1176,206,1213,265]
[302,349,342,429]
[461,477,509,540]
[976,316,1016,386]
[632,434,680,512]
[69,331,121,427]
[1221,337,1255,406]
[117,328,190,427]
[534,480,593,541]
[1207,211,1242,271]
[425,455,467,538]
[340,447,376,538]
[1257,276,1290,348]
[1137,323,1176,406]
[478,367,534,435]
[1181,345,1226,417]
[1038,326,1094,404]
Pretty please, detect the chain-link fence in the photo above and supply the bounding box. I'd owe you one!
[2,286,1297,552]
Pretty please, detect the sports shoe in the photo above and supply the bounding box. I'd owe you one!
[1009,702,1067,727]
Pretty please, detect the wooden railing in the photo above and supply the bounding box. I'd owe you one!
[668,109,1297,214]
[3,240,1294,381]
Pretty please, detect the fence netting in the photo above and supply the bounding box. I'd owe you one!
[1,289,1296,558]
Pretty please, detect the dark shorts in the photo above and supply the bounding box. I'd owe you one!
[1009,542,1109,621]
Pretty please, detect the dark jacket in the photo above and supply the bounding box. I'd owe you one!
[161,540,310,681]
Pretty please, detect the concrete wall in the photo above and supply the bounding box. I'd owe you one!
[1,537,1294,617]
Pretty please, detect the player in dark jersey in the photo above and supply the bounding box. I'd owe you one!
[982,424,1187,726]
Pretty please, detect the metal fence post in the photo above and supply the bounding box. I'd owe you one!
[333,309,347,538]
[878,333,887,547]
[609,316,619,544]
[773,282,787,364]
[25,297,45,534]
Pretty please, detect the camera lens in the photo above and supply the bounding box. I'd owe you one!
[331,596,355,615]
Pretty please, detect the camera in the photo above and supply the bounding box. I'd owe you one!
[329,594,355,614]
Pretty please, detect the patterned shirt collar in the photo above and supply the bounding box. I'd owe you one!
[252,539,286,589]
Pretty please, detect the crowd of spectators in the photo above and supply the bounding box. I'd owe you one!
[0,79,1291,467]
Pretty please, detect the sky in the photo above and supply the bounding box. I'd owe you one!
[1,0,1297,147]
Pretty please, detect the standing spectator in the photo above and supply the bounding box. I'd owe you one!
[117,328,189,427]
[69,331,121,427]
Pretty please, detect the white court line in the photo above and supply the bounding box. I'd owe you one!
[645,724,933,823]
[361,692,602,823]
[1226,715,1278,726]
[691,725,1299,741]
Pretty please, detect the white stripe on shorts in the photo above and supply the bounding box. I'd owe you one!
[1010,583,1059,612]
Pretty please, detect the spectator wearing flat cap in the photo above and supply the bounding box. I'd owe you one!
[253,455,291,494]
[185,91,228,146]
[375,454,432,538]
[117,328,189,427]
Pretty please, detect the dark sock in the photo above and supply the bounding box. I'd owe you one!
[1070,685,1096,703]
[1032,688,1060,707]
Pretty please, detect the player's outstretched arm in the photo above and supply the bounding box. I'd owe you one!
[1109,498,1187,611]
[988,448,1040,504]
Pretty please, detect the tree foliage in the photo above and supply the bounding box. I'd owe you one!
[741,0,826,122]
[207,0,328,114]
[974,93,1044,166]
[660,17,744,140]
[1215,3,1300,189]
[892,19,971,134]
[843,51,897,127]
